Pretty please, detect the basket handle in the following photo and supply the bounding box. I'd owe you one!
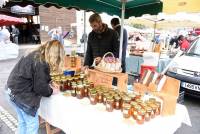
[102,52,115,60]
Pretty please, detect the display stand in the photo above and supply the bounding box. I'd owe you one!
[64,56,82,72]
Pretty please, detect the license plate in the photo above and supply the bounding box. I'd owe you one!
[181,82,200,92]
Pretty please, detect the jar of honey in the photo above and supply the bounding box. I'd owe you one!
[151,104,157,117]
[145,107,152,121]
[132,104,141,120]
[68,78,73,90]
[122,96,131,107]
[89,90,97,105]
[155,102,161,115]
[97,91,103,103]
[130,101,137,115]
[136,109,145,124]
[114,96,122,110]
[83,84,89,97]
[103,93,110,105]
[122,103,131,118]
[76,84,84,99]
[106,97,114,112]
[71,84,77,97]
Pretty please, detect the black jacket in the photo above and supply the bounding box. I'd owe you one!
[7,51,53,116]
[84,26,119,66]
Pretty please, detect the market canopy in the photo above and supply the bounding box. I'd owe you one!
[0,14,25,26]
[9,0,163,19]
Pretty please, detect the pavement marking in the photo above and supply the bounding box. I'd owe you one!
[0,105,18,132]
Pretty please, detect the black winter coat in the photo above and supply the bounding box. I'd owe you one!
[84,26,119,66]
[7,51,53,116]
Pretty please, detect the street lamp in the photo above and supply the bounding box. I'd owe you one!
[145,18,165,50]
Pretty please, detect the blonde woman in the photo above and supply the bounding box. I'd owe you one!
[7,40,65,134]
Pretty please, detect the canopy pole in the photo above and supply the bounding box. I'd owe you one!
[83,10,87,57]
[119,1,126,61]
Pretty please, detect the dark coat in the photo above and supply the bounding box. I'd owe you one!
[115,25,128,73]
[84,26,119,66]
[7,51,53,116]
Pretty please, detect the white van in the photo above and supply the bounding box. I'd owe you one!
[167,37,200,97]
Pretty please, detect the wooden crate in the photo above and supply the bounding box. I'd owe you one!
[134,76,180,116]
[64,56,82,72]
[87,69,128,92]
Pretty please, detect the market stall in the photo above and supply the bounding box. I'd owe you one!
[38,93,191,134]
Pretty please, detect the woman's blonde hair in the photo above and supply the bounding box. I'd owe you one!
[36,40,65,74]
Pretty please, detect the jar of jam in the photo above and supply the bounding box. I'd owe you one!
[114,96,122,110]
[68,78,73,90]
[149,104,156,119]
[130,101,137,115]
[60,77,66,92]
[97,91,103,103]
[106,97,114,112]
[129,94,136,101]
[155,102,161,115]
[83,84,89,97]
[76,84,84,99]
[89,82,94,88]
[136,109,145,124]
[89,90,97,105]
[132,105,141,120]
[71,84,77,97]
[103,93,110,105]
[122,103,131,118]
[80,73,85,82]
[122,96,131,107]
[145,107,152,121]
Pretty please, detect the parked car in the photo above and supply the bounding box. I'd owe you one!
[167,37,200,98]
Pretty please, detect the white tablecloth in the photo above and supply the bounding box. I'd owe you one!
[38,93,191,134]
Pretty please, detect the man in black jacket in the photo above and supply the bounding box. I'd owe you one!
[84,13,119,68]
[111,18,128,73]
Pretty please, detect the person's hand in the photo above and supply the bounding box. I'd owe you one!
[50,82,60,94]
[95,57,102,65]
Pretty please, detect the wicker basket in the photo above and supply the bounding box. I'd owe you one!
[93,52,122,73]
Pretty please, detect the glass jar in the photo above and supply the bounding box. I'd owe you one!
[83,84,89,97]
[89,90,98,105]
[106,97,114,112]
[76,84,84,99]
[122,103,131,118]
[122,96,131,108]
[103,93,110,105]
[155,102,161,115]
[136,109,145,124]
[97,91,103,103]
[114,96,122,110]
[60,77,66,92]
[149,104,156,119]
[68,78,73,90]
[151,104,157,117]
[80,73,85,82]
[145,107,152,122]
[89,82,94,88]
[129,94,136,101]
[132,105,141,120]
[130,101,137,115]
[71,84,77,97]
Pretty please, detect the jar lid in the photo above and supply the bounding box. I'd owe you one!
[123,103,131,109]
[123,96,131,101]
[149,98,156,103]
[130,101,137,106]
[77,84,84,88]
[146,107,152,112]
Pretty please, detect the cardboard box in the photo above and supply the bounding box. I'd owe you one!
[87,69,128,92]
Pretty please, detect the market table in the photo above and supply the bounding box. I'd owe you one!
[38,93,191,134]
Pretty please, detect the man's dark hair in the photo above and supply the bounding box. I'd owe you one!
[89,13,102,23]
[111,18,120,26]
